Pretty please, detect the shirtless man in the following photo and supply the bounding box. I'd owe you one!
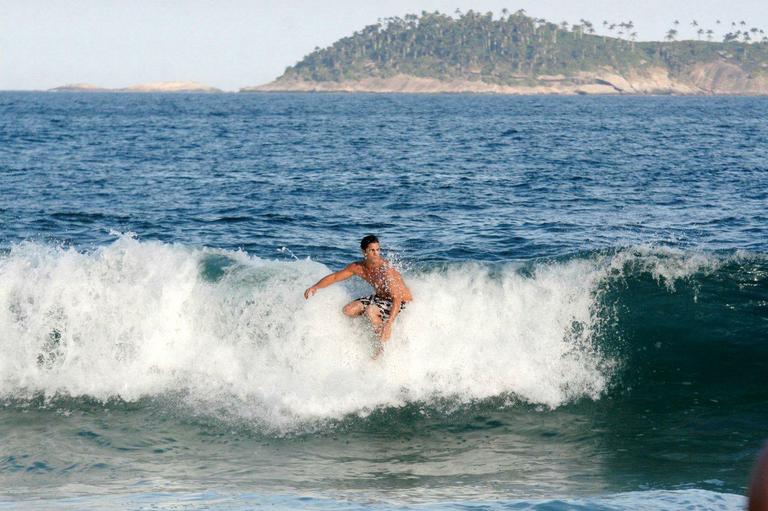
[304,235,413,347]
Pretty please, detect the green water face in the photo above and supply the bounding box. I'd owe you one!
[1,391,760,502]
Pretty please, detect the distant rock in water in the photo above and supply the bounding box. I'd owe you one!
[241,11,768,95]
[119,81,222,93]
[50,83,111,92]
[51,81,222,93]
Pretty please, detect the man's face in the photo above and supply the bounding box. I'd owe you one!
[362,242,381,263]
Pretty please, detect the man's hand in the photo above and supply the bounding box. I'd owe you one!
[304,286,317,299]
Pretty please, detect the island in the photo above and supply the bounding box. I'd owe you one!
[242,10,768,95]
[50,81,222,93]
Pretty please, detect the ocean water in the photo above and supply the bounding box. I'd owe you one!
[0,92,766,510]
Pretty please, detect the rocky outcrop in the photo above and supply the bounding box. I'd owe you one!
[242,62,768,95]
[583,67,702,94]
[686,61,768,94]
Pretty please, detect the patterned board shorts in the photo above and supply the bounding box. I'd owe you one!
[357,295,407,321]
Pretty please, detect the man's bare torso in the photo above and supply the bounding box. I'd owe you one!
[350,260,413,301]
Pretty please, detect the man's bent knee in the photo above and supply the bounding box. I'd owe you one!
[343,301,364,317]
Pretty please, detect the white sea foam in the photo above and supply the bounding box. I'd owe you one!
[0,237,725,430]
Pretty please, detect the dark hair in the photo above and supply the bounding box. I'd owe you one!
[360,234,379,251]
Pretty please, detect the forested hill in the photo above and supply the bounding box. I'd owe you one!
[245,10,768,94]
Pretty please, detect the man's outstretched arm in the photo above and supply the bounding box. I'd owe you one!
[304,264,356,299]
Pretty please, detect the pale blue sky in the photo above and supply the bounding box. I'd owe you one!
[1,0,766,91]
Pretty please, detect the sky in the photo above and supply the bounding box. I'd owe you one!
[1,0,767,91]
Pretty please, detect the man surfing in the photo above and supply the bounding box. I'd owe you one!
[304,235,413,351]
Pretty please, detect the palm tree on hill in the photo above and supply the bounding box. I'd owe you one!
[666,28,678,42]
[608,23,617,39]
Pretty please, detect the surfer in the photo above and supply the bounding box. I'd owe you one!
[304,235,413,349]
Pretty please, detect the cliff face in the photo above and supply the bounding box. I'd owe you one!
[243,61,768,95]
[687,61,768,94]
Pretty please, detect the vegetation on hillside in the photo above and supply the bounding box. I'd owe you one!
[280,10,768,84]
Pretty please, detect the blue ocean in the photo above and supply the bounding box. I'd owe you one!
[1,92,766,510]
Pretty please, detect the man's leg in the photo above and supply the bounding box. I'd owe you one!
[365,305,384,334]
[366,306,388,359]
[342,300,366,317]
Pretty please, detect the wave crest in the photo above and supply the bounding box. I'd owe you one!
[1,238,760,430]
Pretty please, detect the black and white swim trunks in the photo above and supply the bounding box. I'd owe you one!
[357,295,406,321]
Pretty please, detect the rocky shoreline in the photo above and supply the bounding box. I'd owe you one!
[242,62,768,95]
[44,61,768,96]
